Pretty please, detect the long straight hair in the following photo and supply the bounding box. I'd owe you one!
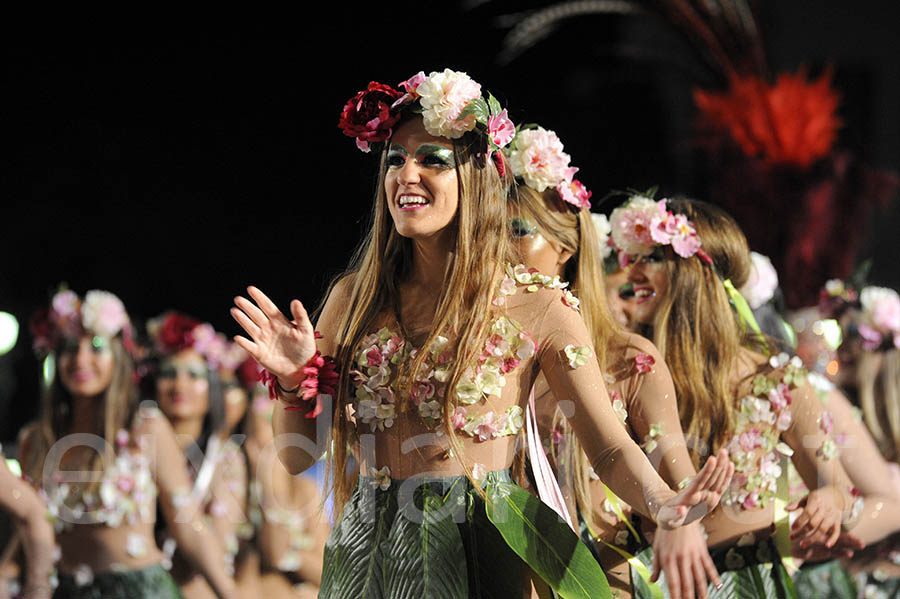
[649,199,757,467]
[22,337,137,494]
[318,115,514,514]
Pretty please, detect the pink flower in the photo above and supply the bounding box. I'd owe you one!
[81,290,130,339]
[52,290,80,318]
[739,429,763,452]
[634,352,655,374]
[742,493,759,510]
[451,406,468,430]
[819,411,834,434]
[557,177,592,211]
[487,108,515,151]
[365,345,383,367]
[115,429,130,447]
[507,127,572,192]
[776,411,792,431]
[501,357,520,373]
[116,475,135,493]
[392,71,427,107]
[473,413,499,441]
[741,252,780,309]
[411,381,435,405]
[858,324,883,351]
[767,384,791,411]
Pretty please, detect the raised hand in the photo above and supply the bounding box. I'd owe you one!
[786,486,844,549]
[231,286,318,389]
[652,522,722,599]
[657,448,735,529]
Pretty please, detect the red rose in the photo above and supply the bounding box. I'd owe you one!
[338,81,404,152]
[157,311,198,353]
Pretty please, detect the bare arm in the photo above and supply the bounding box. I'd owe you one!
[235,279,351,475]
[0,461,54,599]
[135,407,237,599]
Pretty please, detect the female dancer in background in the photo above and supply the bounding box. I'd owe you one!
[148,311,247,599]
[231,68,734,598]
[505,126,722,599]
[20,289,237,599]
[613,196,900,598]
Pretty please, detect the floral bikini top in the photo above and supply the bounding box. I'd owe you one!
[42,428,157,533]
[350,264,583,442]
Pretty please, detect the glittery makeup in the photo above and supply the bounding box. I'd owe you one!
[509,217,537,239]
[387,143,455,169]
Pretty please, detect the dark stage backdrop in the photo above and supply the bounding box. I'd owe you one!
[3,2,898,444]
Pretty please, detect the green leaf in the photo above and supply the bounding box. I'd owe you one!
[383,485,469,599]
[487,93,503,116]
[485,481,611,599]
[457,98,489,125]
[320,487,396,598]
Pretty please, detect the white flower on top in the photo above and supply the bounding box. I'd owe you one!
[417,69,482,139]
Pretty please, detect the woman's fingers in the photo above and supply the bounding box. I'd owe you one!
[290,299,311,329]
[247,286,285,321]
[234,295,270,329]
[702,551,722,592]
[230,307,261,339]
[665,557,682,599]
[232,335,259,357]
[677,556,695,599]
[651,548,661,582]
[691,556,708,599]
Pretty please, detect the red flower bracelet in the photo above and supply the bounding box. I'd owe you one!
[258,333,339,419]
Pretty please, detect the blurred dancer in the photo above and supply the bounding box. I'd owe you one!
[148,311,247,599]
[20,289,237,599]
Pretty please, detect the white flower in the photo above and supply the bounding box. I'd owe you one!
[417,400,442,421]
[740,252,779,309]
[612,399,627,426]
[507,127,573,192]
[564,344,592,369]
[591,213,613,259]
[125,533,148,558]
[416,69,482,139]
[860,286,900,334]
[369,466,391,491]
[81,290,129,338]
[73,564,94,587]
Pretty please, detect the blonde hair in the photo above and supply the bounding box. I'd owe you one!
[649,198,759,467]
[319,115,513,514]
[857,349,900,461]
[22,337,138,495]
[509,184,628,533]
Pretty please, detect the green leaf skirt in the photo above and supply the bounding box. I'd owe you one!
[320,469,613,599]
[792,559,900,599]
[631,538,797,599]
[54,563,183,599]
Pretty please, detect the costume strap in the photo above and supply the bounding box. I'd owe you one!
[525,387,575,530]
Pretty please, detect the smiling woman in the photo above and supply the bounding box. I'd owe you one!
[230,68,735,599]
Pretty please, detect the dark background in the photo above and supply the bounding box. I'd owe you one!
[3,2,899,445]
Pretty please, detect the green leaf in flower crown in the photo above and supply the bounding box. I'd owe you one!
[487,93,503,117]
[485,481,611,599]
[457,98,489,125]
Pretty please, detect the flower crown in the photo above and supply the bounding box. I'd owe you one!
[740,252,780,310]
[609,194,710,267]
[338,68,515,170]
[505,125,592,211]
[30,287,135,356]
[146,311,247,371]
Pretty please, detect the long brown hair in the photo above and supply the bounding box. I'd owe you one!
[318,114,514,514]
[649,198,757,467]
[857,349,900,461]
[21,337,138,494]
[508,184,629,533]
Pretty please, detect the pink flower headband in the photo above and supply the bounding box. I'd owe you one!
[857,286,900,351]
[338,68,515,173]
[146,311,247,371]
[609,194,710,268]
[505,126,592,211]
[30,288,135,355]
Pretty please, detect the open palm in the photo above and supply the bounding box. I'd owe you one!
[657,447,735,529]
[231,286,318,388]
